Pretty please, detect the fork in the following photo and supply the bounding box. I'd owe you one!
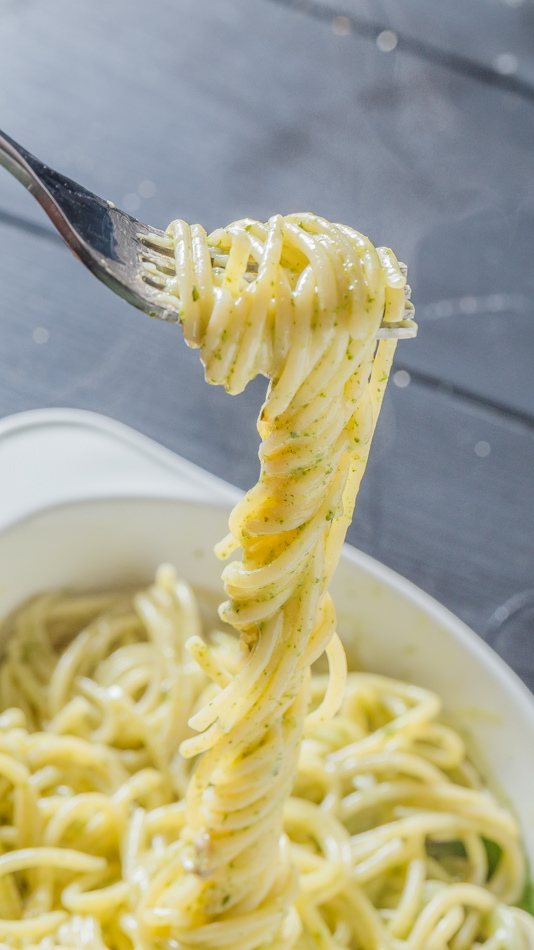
[0,128,416,337]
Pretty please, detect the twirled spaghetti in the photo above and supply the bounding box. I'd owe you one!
[0,212,531,950]
[150,213,411,942]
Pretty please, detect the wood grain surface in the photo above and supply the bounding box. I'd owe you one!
[0,0,532,686]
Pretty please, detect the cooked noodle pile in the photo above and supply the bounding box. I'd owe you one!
[0,213,530,949]
[0,578,531,949]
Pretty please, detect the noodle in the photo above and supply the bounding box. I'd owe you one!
[0,581,531,948]
[0,212,530,950]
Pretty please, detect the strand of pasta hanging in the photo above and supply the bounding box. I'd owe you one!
[139,213,410,947]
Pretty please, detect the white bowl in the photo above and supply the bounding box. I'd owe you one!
[0,493,533,867]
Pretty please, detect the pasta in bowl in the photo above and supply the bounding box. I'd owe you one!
[0,496,532,950]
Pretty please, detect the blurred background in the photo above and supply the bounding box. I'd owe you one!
[0,0,533,685]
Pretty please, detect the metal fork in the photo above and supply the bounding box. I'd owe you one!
[0,129,416,337]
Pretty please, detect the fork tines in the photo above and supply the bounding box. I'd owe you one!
[137,236,416,338]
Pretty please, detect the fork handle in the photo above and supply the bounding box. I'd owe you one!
[0,129,68,225]
[0,128,107,265]
[0,129,40,189]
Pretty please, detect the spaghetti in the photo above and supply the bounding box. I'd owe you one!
[0,578,531,949]
[0,212,530,949]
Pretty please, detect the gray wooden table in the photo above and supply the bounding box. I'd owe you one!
[0,0,532,687]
